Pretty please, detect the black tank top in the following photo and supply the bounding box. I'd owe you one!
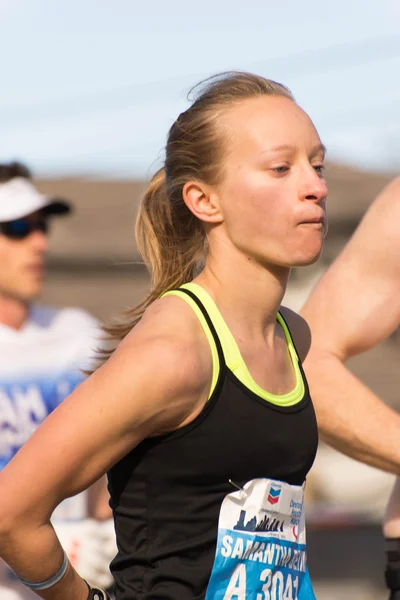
[108,284,318,600]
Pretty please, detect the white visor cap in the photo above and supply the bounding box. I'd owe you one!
[0,177,71,222]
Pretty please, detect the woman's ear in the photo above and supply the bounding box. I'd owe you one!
[182,181,223,224]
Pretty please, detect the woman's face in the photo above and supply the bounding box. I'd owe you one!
[213,95,328,269]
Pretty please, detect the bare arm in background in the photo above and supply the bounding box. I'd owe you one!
[301,177,400,535]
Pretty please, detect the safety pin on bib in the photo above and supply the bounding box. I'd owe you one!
[228,479,248,497]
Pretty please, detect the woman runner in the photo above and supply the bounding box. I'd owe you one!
[0,71,328,600]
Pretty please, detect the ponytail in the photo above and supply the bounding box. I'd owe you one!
[136,167,205,298]
[95,167,205,364]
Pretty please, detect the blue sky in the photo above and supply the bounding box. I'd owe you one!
[1,0,399,177]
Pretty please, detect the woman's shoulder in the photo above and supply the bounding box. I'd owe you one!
[122,293,214,390]
[96,294,215,437]
[279,305,311,363]
[139,293,210,342]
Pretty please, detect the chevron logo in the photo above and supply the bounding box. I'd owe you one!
[267,486,282,505]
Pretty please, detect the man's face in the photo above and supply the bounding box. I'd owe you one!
[0,211,49,301]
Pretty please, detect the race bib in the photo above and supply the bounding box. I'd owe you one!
[205,478,315,600]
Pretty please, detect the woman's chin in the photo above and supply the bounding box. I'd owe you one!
[292,245,324,267]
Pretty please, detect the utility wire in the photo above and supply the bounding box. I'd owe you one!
[0,33,399,126]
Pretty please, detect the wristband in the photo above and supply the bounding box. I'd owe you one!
[18,550,69,590]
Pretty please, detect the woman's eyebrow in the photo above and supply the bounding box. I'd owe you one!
[310,143,327,157]
[263,143,327,156]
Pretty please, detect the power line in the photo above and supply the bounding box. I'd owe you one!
[1,33,400,127]
[252,32,400,77]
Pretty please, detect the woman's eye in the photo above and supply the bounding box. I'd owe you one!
[313,164,326,176]
[273,166,289,174]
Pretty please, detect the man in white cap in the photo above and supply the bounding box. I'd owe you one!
[0,162,116,599]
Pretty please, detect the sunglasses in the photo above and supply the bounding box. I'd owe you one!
[0,216,49,240]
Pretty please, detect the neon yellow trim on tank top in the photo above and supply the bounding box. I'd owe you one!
[162,289,220,400]
[180,282,305,407]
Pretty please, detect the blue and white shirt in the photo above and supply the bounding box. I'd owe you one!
[0,304,99,483]
[0,305,112,598]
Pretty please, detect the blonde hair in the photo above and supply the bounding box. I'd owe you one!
[99,72,293,363]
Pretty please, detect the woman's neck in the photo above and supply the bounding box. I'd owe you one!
[195,251,290,343]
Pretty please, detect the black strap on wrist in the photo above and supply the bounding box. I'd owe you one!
[385,538,400,591]
[85,581,111,600]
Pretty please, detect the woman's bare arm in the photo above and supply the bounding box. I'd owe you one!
[0,297,211,599]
